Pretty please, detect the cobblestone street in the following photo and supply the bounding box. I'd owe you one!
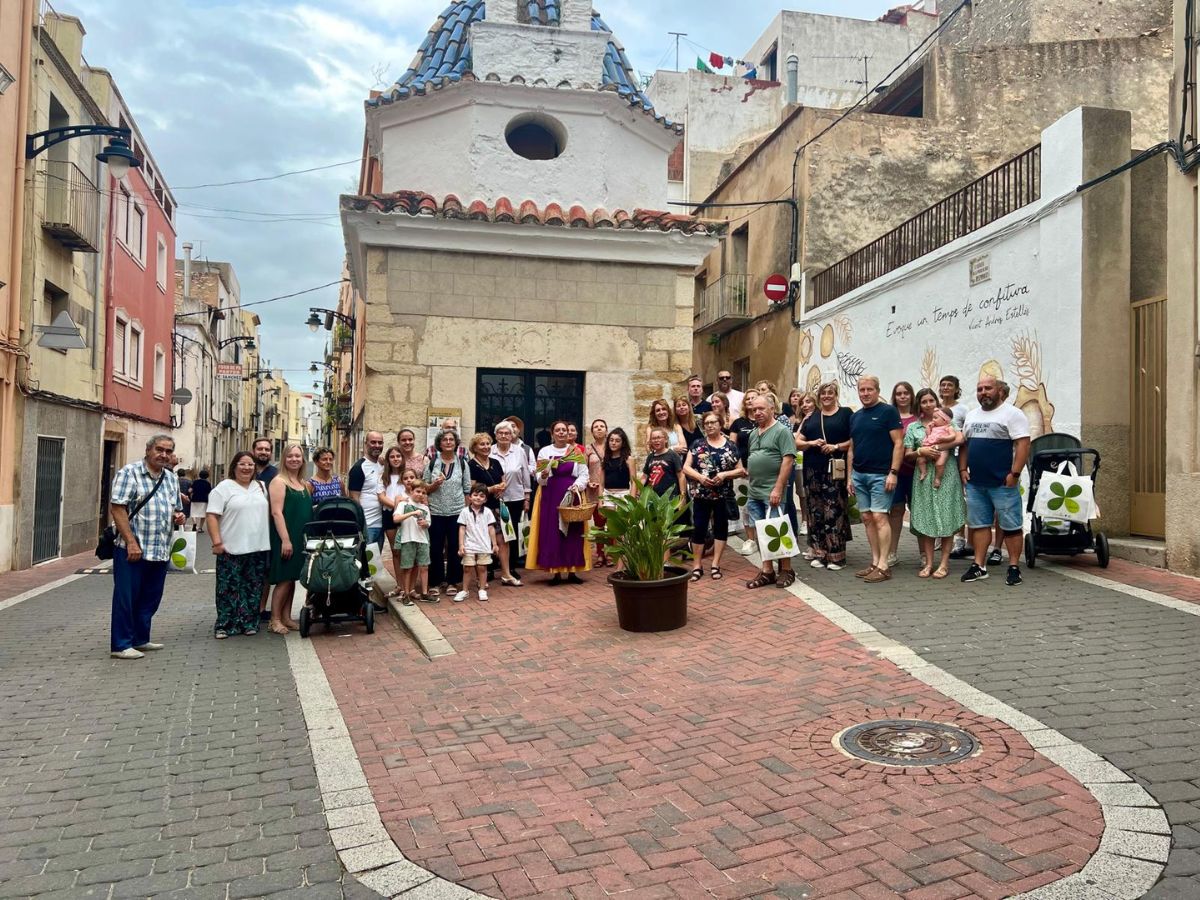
[1,532,1198,898]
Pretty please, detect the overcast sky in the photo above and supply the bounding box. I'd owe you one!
[58,0,901,387]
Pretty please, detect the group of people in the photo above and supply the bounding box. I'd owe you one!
[105,368,1031,659]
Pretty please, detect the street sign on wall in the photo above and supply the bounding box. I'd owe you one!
[216,362,243,379]
[764,273,790,304]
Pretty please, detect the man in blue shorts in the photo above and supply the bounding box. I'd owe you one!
[848,375,904,583]
[960,376,1030,585]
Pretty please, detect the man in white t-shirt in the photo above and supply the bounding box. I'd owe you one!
[960,377,1030,587]
[348,431,386,545]
[710,370,745,418]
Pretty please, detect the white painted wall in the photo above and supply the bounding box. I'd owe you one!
[472,21,610,86]
[797,111,1088,444]
[745,10,937,100]
[376,84,673,211]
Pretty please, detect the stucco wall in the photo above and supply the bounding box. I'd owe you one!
[940,0,1170,48]
[15,401,103,567]
[744,10,935,93]
[362,246,697,451]
[376,84,673,213]
[1130,153,1169,302]
[927,35,1172,152]
[1164,0,1200,573]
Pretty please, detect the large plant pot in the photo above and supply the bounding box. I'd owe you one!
[608,565,689,633]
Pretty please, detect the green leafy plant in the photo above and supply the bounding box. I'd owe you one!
[591,489,690,581]
[1047,481,1083,515]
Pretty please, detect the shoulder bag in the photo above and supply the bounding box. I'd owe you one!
[96,471,166,559]
[821,414,846,481]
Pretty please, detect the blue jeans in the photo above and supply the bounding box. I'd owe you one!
[366,526,384,547]
[111,546,169,652]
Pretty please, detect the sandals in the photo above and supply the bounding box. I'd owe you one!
[932,566,949,579]
[268,622,289,636]
[917,565,933,578]
[710,567,723,580]
[746,571,777,589]
[690,568,704,582]
[775,570,796,588]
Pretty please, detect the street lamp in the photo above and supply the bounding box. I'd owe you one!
[309,360,334,374]
[26,125,142,180]
[306,308,356,332]
[218,335,256,350]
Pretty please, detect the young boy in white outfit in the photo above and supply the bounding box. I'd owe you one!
[456,483,499,602]
[393,481,432,605]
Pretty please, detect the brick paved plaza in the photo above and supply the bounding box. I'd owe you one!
[1,533,1197,898]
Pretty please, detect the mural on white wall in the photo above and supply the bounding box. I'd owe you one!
[798,221,1082,443]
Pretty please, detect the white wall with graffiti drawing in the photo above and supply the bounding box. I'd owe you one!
[798,174,1085,442]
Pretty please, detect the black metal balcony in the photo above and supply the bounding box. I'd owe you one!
[695,273,755,336]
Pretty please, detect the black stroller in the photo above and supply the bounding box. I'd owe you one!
[1024,433,1109,568]
[298,497,375,636]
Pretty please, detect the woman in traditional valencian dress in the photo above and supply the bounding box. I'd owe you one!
[526,420,591,585]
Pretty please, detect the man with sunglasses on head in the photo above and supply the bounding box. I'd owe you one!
[710,370,745,419]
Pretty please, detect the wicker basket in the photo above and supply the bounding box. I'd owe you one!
[558,489,597,524]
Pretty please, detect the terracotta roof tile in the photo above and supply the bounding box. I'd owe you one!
[342,192,722,235]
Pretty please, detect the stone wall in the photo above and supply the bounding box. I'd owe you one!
[940,0,1171,48]
[361,247,696,451]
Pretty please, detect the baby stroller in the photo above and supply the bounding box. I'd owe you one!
[1024,433,1109,568]
[298,497,375,636]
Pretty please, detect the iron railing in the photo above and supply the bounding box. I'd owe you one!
[697,273,754,333]
[811,144,1041,308]
[41,160,101,253]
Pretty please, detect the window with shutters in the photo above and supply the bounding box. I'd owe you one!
[113,312,128,377]
[153,345,166,398]
[129,324,143,384]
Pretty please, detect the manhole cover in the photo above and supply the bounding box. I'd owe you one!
[837,719,979,767]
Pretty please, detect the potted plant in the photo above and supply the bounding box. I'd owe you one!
[592,488,691,633]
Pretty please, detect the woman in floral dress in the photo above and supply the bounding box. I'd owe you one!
[904,388,967,578]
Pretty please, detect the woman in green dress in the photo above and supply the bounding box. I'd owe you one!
[268,443,313,634]
[904,388,966,579]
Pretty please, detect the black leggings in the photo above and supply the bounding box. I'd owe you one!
[429,514,463,587]
[503,500,525,571]
[692,497,730,544]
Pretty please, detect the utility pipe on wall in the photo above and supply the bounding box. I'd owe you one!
[785,54,799,106]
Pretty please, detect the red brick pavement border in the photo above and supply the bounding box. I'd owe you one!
[0,549,94,602]
[312,556,1102,899]
[1059,555,1200,606]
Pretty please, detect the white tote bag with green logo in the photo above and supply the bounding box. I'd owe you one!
[1032,461,1096,524]
[757,506,799,563]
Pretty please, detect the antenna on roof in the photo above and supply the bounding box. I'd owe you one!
[668,32,687,72]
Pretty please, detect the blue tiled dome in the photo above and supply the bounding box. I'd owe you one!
[369,0,663,122]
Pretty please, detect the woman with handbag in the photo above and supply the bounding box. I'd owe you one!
[423,430,472,597]
[526,420,591,585]
[468,432,518,586]
[796,381,853,571]
[206,452,271,638]
[683,413,745,581]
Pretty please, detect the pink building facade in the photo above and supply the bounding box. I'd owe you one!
[89,71,176,478]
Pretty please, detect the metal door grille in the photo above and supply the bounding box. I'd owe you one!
[476,369,585,452]
[33,437,65,564]
[1130,297,1166,538]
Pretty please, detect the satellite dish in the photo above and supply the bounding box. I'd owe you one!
[171,388,193,406]
[35,310,87,350]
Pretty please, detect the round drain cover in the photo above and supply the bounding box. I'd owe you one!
[837,719,979,767]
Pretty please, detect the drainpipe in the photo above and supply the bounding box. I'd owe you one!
[182,241,192,300]
[785,54,799,106]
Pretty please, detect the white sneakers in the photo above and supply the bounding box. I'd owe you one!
[478,589,489,602]
[453,590,468,602]
[134,642,164,651]
[738,540,758,557]
[110,648,144,660]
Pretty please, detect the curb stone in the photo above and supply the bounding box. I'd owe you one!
[777,564,1167,899]
[285,587,487,899]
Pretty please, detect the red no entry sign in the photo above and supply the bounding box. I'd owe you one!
[764,273,789,302]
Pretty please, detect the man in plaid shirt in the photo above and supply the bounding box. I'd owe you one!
[109,434,185,659]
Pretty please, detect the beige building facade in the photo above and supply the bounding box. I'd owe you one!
[1164,0,1200,573]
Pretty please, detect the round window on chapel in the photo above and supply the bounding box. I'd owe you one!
[505,113,567,161]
